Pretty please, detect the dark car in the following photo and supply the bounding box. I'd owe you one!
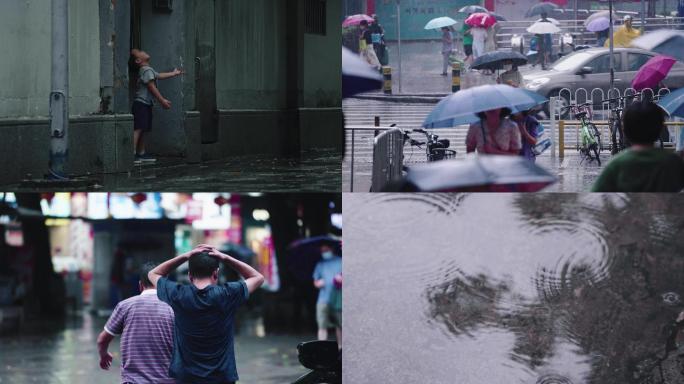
[523,47,684,116]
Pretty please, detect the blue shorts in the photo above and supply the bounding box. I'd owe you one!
[132,100,153,132]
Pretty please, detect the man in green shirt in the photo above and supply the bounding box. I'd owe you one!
[592,101,684,192]
[461,21,473,67]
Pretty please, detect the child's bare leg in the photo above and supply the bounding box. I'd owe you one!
[317,328,328,341]
[335,327,341,349]
[136,131,146,155]
[134,129,142,154]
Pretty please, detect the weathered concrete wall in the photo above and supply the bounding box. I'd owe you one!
[0,115,133,185]
[138,0,188,156]
[215,0,288,110]
[0,0,101,118]
[302,0,342,109]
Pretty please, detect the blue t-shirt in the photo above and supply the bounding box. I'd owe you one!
[157,277,248,383]
[312,256,342,304]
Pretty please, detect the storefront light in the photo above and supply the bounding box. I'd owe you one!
[252,209,270,221]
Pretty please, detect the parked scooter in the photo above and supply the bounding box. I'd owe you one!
[291,340,341,384]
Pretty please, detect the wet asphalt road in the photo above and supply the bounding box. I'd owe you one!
[0,314,311,384]
[343,98,605,192]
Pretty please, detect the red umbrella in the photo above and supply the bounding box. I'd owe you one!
[342,14,373,28]
[631,55,676,91]
[465,12,498,28]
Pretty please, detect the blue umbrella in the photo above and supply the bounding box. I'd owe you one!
[424,16,458,30]
[422,84,548,128]
[342,47,382,98]
[657,87,684,118]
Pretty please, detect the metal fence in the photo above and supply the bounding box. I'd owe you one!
[370,128,404,192]
[495,17,684,51]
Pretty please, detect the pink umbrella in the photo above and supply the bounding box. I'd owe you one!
[631,55,676,91]
[342,14,373,28]
[465,12,497,28]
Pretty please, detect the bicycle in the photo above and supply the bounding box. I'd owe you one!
[566,102,602,166]
[602,92,667,153]
[402,128,457,162]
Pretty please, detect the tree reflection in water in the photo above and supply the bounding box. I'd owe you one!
[426,194,684,384]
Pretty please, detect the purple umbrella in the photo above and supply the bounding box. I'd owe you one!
[631,55,676,91]
[586,16,610,32]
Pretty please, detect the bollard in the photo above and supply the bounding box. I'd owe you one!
[382,66,392,94]
[374,116,380,137]
[451,62,461,93]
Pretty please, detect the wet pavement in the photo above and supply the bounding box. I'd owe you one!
[344,193,684,384]
[0,313,311,384]
[5,150,342,192]
[343,99,607,192]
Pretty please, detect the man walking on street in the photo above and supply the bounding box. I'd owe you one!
[97,262,175,384]
[313,244,342,349]
[148,244,264,384]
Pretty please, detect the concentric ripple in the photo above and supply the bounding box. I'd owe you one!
[536,373,574,384]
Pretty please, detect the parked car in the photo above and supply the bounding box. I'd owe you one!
[523,47,684,117]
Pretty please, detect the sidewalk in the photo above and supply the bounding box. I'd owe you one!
[4,149,342,192]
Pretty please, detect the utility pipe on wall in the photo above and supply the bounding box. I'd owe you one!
[49,0,69,179]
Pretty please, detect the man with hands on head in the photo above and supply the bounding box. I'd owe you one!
[148,244,265,384]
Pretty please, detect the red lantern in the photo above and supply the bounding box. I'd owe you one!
[130,193,147,205]
[41,193,55,204]
[214,195,228,207]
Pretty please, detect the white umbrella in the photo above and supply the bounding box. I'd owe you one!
[537,17,560,25]
[584,10,617,27]
[424,16,458,30]
[527,22,561,34]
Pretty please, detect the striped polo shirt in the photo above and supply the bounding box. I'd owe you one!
[104,289,175,384]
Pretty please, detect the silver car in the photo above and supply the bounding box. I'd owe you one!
[523,47,684,116]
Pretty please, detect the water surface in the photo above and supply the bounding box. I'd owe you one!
[344,194,684,384]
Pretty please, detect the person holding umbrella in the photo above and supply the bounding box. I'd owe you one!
[441,26,454,76]
[313,244,342,349]
[466,107,522,155]
[369,15,388,66]
[536,12,554,70]
[359,20,381,70]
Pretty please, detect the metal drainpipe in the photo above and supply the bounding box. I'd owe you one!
[49,0,69,180]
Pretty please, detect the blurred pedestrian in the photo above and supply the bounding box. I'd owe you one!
[592,101,684,192]
[461,20,474,68]
[313,244,342,349]
[471,27,488,59]
[369,14,388,65]
[441,26,454,76]
[605,15,641,48]
[536,13,553,70]
[97,262,175,384]
[466,108,522,155]
[148,245,265,384]
[497,62,523,87]
[359,20,381,70]
[596,28,609,47]
[511,110,540,162]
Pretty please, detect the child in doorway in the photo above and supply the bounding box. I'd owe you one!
[128,49,183,164]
